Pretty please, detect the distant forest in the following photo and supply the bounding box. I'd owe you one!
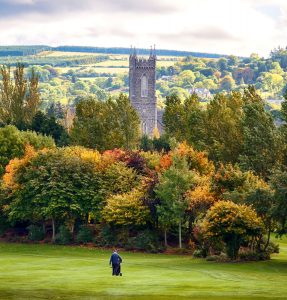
[0,45,226,58]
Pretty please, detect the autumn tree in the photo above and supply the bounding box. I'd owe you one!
[103,188,149,226]
[201,201,264,259]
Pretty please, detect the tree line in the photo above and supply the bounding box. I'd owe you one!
[0,63,286,261]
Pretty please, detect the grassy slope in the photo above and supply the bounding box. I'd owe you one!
[48,51,180,75]
[0,237,286,300]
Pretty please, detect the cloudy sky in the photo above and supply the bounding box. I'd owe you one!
[0,0,286,57]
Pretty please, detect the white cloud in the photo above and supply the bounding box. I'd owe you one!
[0,0,286,57]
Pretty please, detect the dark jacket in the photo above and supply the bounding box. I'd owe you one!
[109,252,122,265]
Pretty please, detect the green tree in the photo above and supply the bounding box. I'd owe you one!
[0,125,55,176]
[4,148,100,241]
[108,94,140,149]
[245,186,276,250]
[163,94,185,141]
[71,94,140,150]
[31,111,69,146]
[270,168,287,235]
[220,75,235,91]
[0,64,40,129]
[163,93,205,149]
[257,72,284,96]
[239,87,282,178]
[155,155,193,248]
[204,92,244,163]
[177,70,196,88]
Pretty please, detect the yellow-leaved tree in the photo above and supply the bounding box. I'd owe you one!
[103,188,149,226]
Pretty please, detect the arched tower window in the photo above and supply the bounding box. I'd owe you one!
[141,75,148,97]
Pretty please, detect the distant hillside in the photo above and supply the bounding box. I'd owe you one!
[0,45,227,59]
[54,46,227,58]
[0,46,50,57]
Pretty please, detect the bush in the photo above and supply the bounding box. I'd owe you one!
[265,241,279,255]
[56,225,72,245]
[171,248,192,255]
[27,225,45,241]
[206,253,229,262]
[95,225,116,247]
[206,255,218,261]
[127,230,161,253]
[193,249,205,258]
[238,251,270,261]
[76,225,93,244]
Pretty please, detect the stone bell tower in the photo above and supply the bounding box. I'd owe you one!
[129,47,157,137]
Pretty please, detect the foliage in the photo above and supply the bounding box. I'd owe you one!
[56,225,72,245]
[27,225,45,241]
[155,155,194,248]
[103,188,149,226]
[76,225,94,244]
[270,168,287,234]
[0,64,40,129]
[3,148,100,241]
[204,92,244,163]
[31,111,69,146]
[0,125,54,176]
[239,87,282,178]
[201,201,264,259]
[127,230,161,252]
[71,94,140,150]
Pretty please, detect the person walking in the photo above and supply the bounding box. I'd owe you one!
[109,249,122,276]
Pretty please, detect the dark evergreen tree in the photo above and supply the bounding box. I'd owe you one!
[31,111,69,146]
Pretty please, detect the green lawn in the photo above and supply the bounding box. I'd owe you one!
[0,237,286,300]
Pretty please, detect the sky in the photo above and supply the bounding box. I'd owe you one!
[0,0,287,57]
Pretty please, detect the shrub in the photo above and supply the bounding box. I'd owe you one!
[265,241,279,255]
[124,230,162,252]
[95,225,116,247]
[27,225,45,241]
[76,225,93,244]
[238,251,270,261]
[132,230,161,253]
[56,225,72,245]
[206,255,218,261]
[193,249,205,258]
[206,253,229,262]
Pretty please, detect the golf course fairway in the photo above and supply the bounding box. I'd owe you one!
[0,236,286,300]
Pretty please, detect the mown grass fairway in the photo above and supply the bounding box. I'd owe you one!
[0,237,286,300]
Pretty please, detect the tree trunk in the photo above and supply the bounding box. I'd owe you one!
[164,229,168,247]
[70,221,75,235]
[179,220,182,249]
[52,218,56,242]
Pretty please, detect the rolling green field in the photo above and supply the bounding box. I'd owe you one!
[0,237,286,300]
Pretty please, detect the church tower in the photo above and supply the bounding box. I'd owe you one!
[129,47,157,137]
